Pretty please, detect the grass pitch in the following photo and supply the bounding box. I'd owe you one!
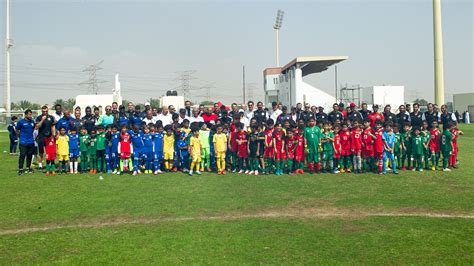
[0,125,473,264]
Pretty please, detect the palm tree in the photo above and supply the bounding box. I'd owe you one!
[12,100,41,111]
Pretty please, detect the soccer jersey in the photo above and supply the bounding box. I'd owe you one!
[440,130,453,153]
[44,135,57,160]
[339,130,351,152]
[402,131,412,152]
[68,133,79,150]
[237,131,248,158]
[273,130,285,150]
[362,128,375,155]
[374,128,384,154]
[163,134,175,154]
[333,133,342,158]
[189,137,201,157]
[128,130,144,151]
[142,133,154,152]
[304,126,323,153]
[96,132,107,150]
[79,134,90,152]
[213,133,227,153]
[394,132,401,154]
[16,118,36,145]
[110,132,120,152]
[57,135,70,156]
[382,131,396,151]
[286,136,296,159]
[411,135,424,155]
[429,128,441,152]
[248,132,259,155]
[295,134,305,161]
[322,132,334,152]
[199,129,210,149]
[153,132,164,153]
[351,128,362,150]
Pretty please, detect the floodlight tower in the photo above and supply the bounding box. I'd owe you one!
[433,0,445,105]
[273,9,284,67]
[4,0,13,121]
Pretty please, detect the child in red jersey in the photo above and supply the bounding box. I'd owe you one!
[362,118,376,172]
[118,127,133,173]
[374,119,385,174]
[236,122,248,173]
[44,133,57,176]
[286,128,296,175]
[294,125,306,174]
[273,123,286,175]
[229,121,239,172]
[264,119,275,174]
[351,119,363,173]
[429,121,441,170]
[339,122,351,173]
[449,126,464,168]
[333,124,342,173]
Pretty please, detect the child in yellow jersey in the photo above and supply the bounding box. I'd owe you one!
[56,127,70,173]
[188,128,202,176]
[213,124,228,175]
[163,125,175,172]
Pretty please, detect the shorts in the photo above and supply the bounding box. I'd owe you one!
[191,153,201,163]
[352,148,362,154]
[341,149,351,156]
[58,154,69,161]
[215,151,226,159]
[164,152,174,160]
[295,153,304,162]
[264,147,274,158]
[237,148,248,158]
[274,150,286,160]
[37,137,45,155]
[374,151,384,160]
[322,151,334,160]
[249,147,259,158]
[120,152,131,159]
[201,147,210,158]
[154,152,164,161]
[307,152,320,163]
[430,147,440,153]
[45,153,56,161]
[362,149,374,158]
[69,149,79,159]
[287,152,295,160]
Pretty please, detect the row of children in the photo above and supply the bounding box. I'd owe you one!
[41,114,462,176]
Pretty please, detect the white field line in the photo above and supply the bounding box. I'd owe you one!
[1,210,473,236]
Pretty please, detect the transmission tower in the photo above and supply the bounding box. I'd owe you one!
[79,60,107,94]
[174,70,196,100]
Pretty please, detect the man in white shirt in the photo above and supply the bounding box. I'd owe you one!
[157,106,173,126]
[270,102,282,123]
[143,110,157,125]
[188,108,204,124]
[244,101,255,120]
[52,104,63,123]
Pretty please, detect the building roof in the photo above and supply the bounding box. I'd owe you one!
[264,56,348,77]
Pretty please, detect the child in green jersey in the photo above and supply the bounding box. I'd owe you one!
[401,122,413,170]
[421,121,431,169]
[79,127,90,173]
[411,127,424,171]
[440,122,455,172]
[321,121,335,173]
[95,126,107,173]
[393,124,402,170]
[88,129,98,173]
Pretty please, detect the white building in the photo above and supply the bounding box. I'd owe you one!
[263,56,348,109]
[75,74,123,116]
[361,86,405,110]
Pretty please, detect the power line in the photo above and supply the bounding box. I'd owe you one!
[79,60,107,94]
[174,70,196,100]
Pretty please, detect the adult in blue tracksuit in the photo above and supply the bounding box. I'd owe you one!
[15,109,36,175]
[130,108,143,129]
[128,126,144,174]
[56,110,74,132]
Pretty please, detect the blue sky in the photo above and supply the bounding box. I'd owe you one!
[0,0,472,105]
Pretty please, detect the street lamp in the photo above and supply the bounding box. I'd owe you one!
[273,9,284,67]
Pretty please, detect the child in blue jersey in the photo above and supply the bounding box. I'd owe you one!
[152,124,164,175]
[173,125,182,171]
[142,125,154,174]
[68,127,80,174]
[128,125,144,176]
[177,131,190,172]
[382,122,399,174]
[106,125,121,174]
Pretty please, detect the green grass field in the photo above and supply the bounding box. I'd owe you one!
[1,125,473,264]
